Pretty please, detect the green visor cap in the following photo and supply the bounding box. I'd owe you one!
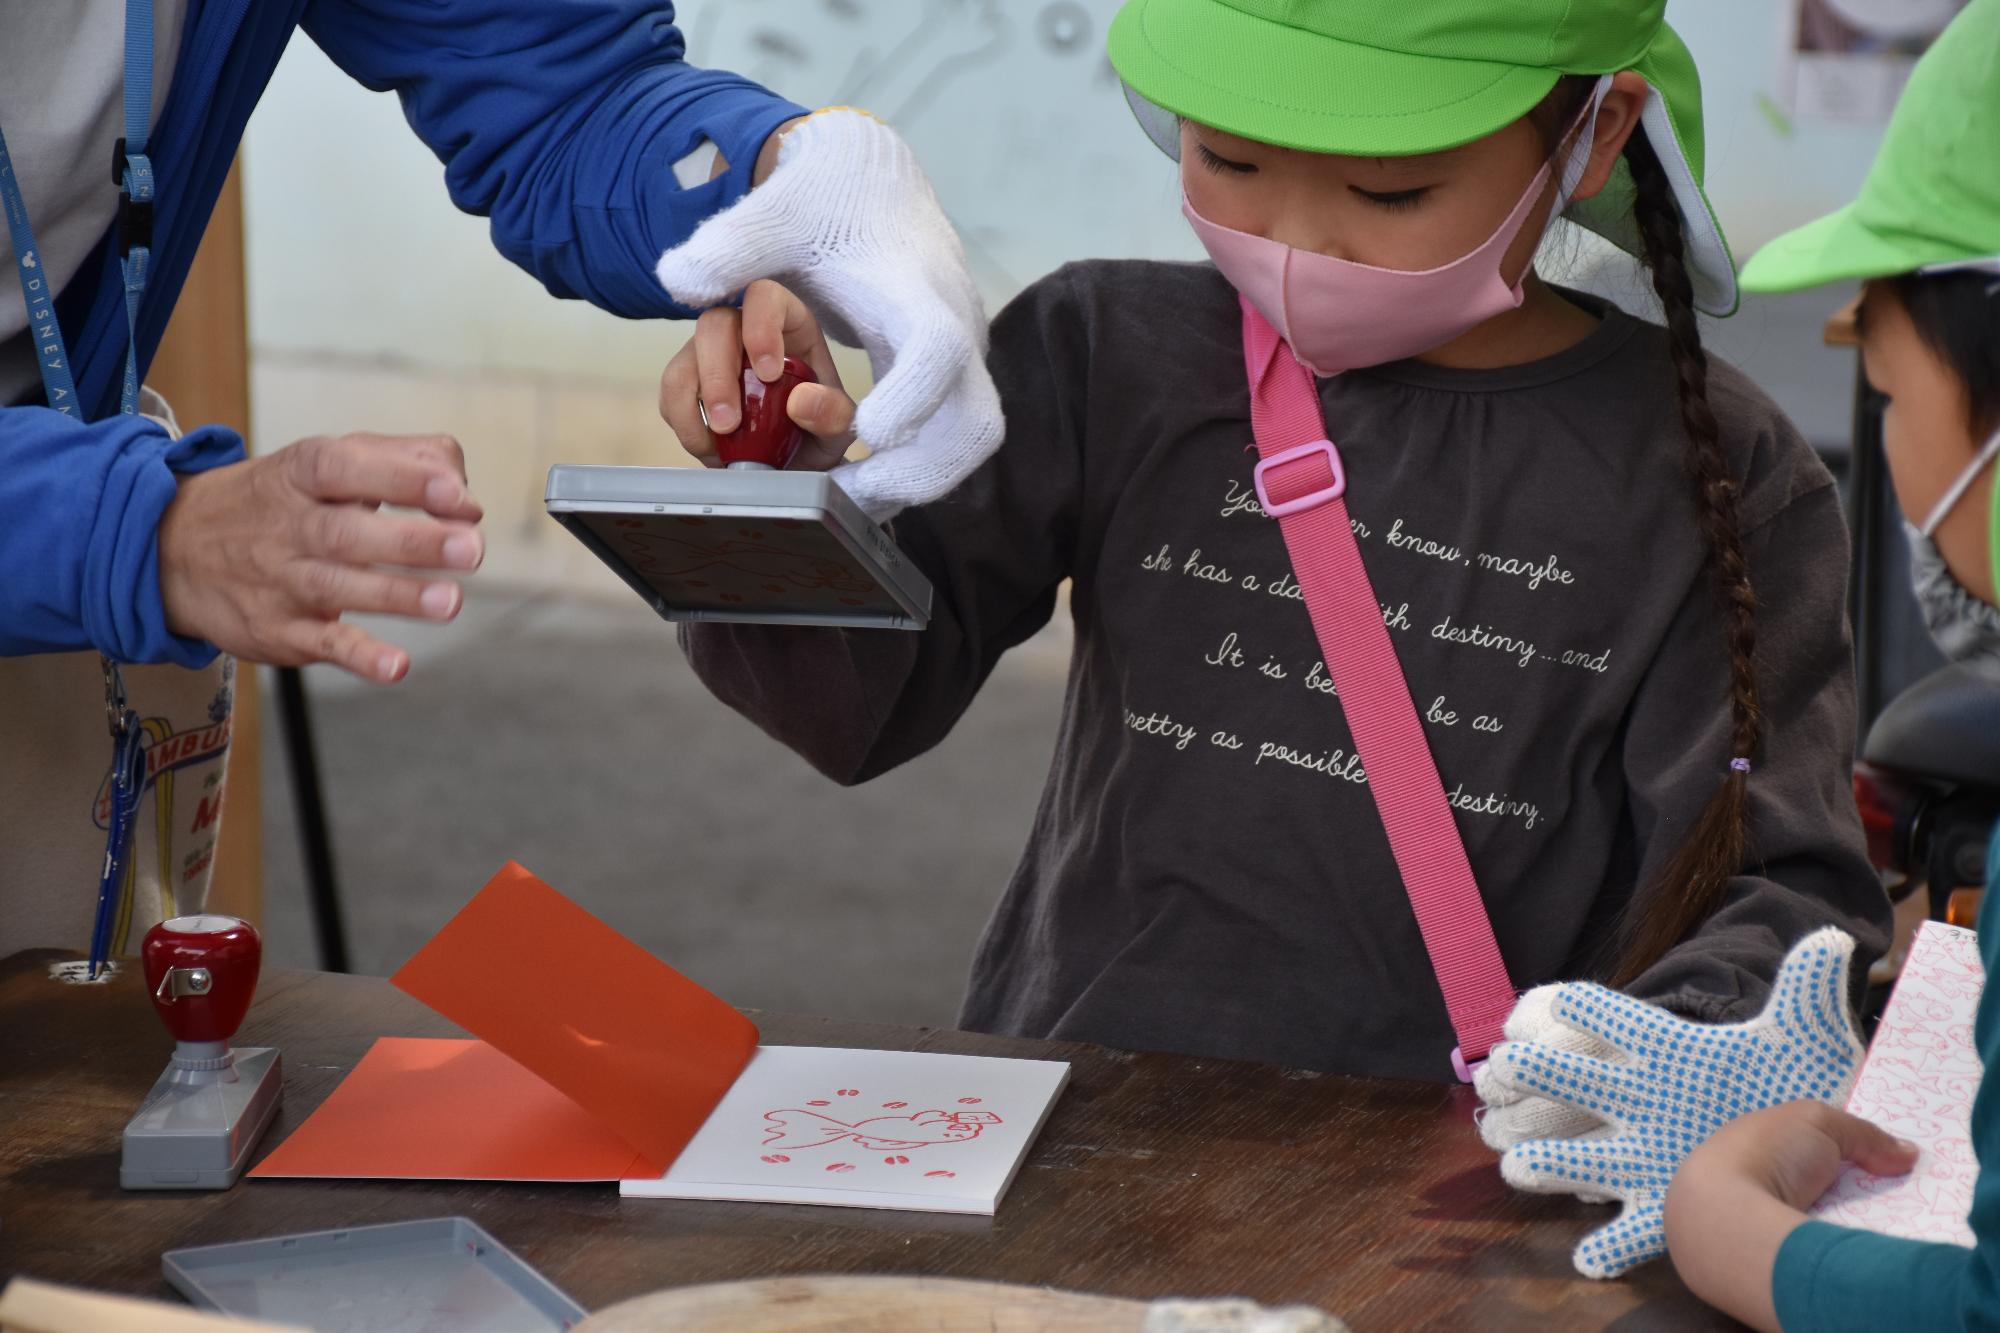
[1109,0,1739,315]
[1741,0,2000,293]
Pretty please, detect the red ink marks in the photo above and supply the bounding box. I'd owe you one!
[884,1155,910,1165]
[615,519,645,530]
[764,584,785,593]
[678,517,704,527]
[761,1154,790,1164]
[807,1099,832,1107]
[759,1107,1005,1153]
[882,1101,908,1109]
[924,1170,956,1179]
[721,593,745,603]
[685,579,709,588]
[836,1089,859,1097]
[957,1097,983,1104]
[825,1162,856,1174]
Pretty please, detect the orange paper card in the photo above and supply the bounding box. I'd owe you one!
[251,1037,646,1180]
[387,862,760,1174]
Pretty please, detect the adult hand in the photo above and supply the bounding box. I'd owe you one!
[158,432,485,684]
[1664,1101,1917,1332]
[654,109,1003,521]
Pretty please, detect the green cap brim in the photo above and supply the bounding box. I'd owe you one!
[1108,0,1561,155]
[1739,204,1974,293]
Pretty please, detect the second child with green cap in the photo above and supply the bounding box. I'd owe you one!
[662,0,1891,1279]
[1663,2,2000,1328]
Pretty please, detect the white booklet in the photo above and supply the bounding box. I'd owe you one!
[622,1046,1070,1215]
[1812,920,1985,1246]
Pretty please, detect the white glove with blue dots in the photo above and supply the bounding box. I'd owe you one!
[1476,928,1865,1279]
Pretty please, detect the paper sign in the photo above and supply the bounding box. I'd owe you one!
[389,861,759,1173]
[1812,920,1985,1245]
[251,1038,645,1181]
[622,1046,1071,1214]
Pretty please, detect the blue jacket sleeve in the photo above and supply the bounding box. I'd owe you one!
[0,405,244,668]
[301,0,808,319]
[1772,831,2000,1331]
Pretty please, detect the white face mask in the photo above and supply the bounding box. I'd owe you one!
[1907,425,2000,665]
[1907,522,2000,665]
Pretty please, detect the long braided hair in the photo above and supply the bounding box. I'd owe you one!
[1533,77,1762,986]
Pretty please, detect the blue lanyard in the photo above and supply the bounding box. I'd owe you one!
[0,0,156,419]
[1,1,158,974]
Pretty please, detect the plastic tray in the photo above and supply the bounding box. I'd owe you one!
[162,1216,585,1331]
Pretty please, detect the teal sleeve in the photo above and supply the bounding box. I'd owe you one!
[1774,1222,1975,1330]
[1772,828,2000,1331]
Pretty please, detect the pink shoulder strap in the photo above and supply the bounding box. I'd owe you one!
[1240,297,1516,1078]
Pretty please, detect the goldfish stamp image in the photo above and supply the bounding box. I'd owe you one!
[625,1047,1069,1214]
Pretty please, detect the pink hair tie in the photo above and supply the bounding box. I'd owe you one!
[1730,758,1753,775]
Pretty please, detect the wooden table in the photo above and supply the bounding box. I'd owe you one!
[0,950,1731,1330]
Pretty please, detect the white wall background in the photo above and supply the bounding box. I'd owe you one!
[238,0,1911,586]
[243,0,1901,381]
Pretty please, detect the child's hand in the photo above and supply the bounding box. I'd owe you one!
[659,279,856,473]
[1664,1102,1917,1331]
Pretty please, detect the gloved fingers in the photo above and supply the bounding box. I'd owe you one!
[851,302,988,454]
[1497,1135,1628,1204]
[654,189,799,310]
[833,367,1004,521]
[1482,1038,1645,1125]
[1499,983,1568,1043]
[1766,928,1865,1070]
[1546,981,1681,1058]
[1475,1089,1608,1152]
[1472,1056,1526,1109]
[1571,1196,1667,1280]
[1499,984,1627,1063]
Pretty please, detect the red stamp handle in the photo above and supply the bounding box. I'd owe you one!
[142,914,261,1045]
[715,354,818,470]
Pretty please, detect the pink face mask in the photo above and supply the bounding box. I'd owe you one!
[1184,79,1611,378]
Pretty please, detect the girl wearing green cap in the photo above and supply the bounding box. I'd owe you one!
[662,0,1889,1277]
[1663,2,2000,1328]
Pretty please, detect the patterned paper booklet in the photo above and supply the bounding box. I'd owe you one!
[1811,920,1984,1246]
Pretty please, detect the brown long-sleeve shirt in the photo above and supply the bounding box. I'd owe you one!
[685,261,1890,1081]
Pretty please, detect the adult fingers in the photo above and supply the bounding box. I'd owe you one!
[281,617,411,685]
[306,508,484,572]
[654,188,794,308]
[850,301,978,452]
[340,433,482,518]
[284,434,482,520]
[287,559,463,623]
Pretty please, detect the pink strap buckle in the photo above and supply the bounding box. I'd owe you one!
[1253,438,1346,518]
[1450,1046,1487,1085]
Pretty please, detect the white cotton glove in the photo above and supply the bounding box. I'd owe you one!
[655,109,1003,522]
[1145,1300,1347,1333]
[1481,929,1864,1280]
[1474,984,1623,1156]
